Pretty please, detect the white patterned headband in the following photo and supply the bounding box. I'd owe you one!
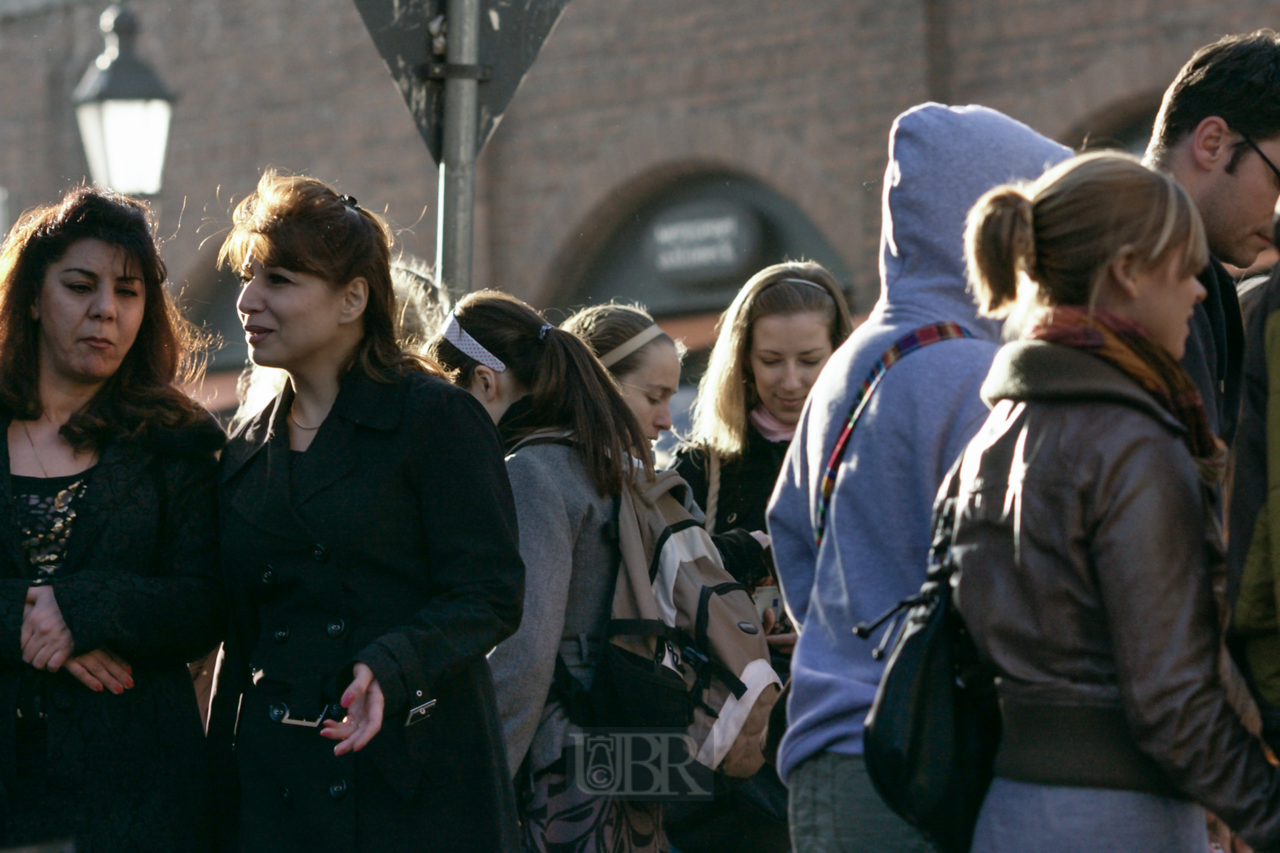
[442,310,506,373]
[599,324,666,368]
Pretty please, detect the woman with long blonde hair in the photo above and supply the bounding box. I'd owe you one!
[676,262,852,540]
[669,263,851,853]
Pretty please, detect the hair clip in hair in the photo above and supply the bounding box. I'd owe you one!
[539,324,553,341]
[339,194,359,209]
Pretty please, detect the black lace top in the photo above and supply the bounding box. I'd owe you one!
[11,470,93,722]
[12,470,92,584]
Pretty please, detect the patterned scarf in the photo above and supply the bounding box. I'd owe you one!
[1025,305,1226,484]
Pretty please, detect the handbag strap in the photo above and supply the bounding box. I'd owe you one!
[854,455,968,648]
[928,455,966,576]
[814,321,974,547]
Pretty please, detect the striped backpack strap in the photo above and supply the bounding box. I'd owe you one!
[813,322,975,547]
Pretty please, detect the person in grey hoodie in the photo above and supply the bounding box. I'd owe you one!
[766,103,1071,852]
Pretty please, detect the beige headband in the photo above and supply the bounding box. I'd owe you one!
[599,324,666,368]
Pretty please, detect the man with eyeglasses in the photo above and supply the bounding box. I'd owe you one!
[1145,30,1280,449]
[1177,32,1280,846]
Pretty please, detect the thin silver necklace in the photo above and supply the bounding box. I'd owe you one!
[21,420,51,478]
[288,411,323,431]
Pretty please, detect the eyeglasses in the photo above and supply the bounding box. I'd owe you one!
[1241,132,1280,186]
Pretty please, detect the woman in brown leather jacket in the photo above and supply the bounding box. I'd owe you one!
[953,152,1280,853]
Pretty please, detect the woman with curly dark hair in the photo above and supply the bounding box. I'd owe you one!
[0,186,225,850]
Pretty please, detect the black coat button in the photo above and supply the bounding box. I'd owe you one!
[313,544,328,563]
[329,779,348,800]
[274,627,290,644]
[261,566,275,585]
[327,619,346,639]
[269,703,287,722]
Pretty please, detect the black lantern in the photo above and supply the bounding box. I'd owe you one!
[72,4,174,196]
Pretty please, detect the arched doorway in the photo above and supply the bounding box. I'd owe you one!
[548,167,852,461]
[549,168,852,349]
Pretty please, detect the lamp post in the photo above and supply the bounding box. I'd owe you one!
[72,4,174,197]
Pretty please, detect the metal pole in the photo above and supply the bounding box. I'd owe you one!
[436,0,481,298]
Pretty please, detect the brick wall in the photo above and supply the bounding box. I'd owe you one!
[481,0,930,311]
[485,0,1278,312]
[0,0,439,294]
[0,0,1275,321]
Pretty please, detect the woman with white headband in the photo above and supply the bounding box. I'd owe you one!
[208,173,524,853]
[426,290,658,853]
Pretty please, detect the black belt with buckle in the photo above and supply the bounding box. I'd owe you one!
[268,702,341,728]
[405,699,436,727]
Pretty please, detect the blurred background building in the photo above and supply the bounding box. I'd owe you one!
[0,0,1273,413]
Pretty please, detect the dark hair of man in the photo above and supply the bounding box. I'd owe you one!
[0,186,210,451]
[219,170,444,383]
[426,290,653,495]
[1149,30,1280,171]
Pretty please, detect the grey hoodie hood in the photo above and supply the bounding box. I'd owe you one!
[875,103,1073,341]
[767,104,1071,780]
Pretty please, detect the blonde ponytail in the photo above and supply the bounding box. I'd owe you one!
[965,187,1036,318]
[963,153,1208,318]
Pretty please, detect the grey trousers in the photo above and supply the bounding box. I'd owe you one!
[788,752,935,853]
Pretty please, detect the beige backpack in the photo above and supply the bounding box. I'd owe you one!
[554,462,783,778]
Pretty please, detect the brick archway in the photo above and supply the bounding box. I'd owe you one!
[506,110,864,309]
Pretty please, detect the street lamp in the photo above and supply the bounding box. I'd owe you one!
[72,4,174,196]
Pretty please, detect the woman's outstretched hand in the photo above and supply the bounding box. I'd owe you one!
[321,662,384,756]
[22,585,74,671]
[65,647,134,694]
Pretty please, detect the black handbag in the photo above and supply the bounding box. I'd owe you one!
[855,460,1001,853]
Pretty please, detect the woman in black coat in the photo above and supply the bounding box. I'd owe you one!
[0,188,224,850]
[208,173,524,853]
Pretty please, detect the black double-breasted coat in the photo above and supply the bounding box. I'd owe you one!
[0,413,225,851]
[208,368,525,853]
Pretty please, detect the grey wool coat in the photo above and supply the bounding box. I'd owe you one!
[488,439,619,777]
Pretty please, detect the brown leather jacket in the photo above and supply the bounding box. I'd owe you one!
[953,340,1280,850]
